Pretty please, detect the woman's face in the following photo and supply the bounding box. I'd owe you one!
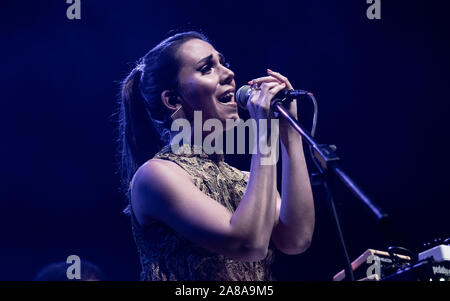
[175,39,239,129]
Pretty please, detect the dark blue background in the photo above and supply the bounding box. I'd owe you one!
[1,0,449,280]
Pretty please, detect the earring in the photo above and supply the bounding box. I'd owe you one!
[170,105,185,120]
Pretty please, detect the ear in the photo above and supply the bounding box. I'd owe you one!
[161,90,182,111]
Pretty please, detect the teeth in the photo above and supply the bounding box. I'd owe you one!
[218,91,234,103]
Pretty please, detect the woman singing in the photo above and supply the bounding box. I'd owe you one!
[117,31,315,280]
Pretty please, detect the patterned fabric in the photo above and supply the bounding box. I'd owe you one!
[130,144,276,281]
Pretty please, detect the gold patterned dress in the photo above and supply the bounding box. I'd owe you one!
[130,144,276,281]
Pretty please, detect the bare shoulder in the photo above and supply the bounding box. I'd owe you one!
[130,158,193,225]
[132,158,193,187]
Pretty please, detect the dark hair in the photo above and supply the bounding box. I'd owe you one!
[116,31,209,213]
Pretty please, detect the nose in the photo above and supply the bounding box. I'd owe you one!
[220,65,234,85]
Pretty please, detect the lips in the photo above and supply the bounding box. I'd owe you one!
[217,89,235,103]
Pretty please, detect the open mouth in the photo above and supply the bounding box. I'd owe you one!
[217,91,234,103]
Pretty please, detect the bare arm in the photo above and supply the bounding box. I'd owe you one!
[250,69,315,255]
[272,130,315,255]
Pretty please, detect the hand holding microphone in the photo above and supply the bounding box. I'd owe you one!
[236,69,308,121]
[240,81,287,121]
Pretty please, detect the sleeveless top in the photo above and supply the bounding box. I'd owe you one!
[130,144,276,281]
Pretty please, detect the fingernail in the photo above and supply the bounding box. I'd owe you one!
[248,80,253,85]
[267,69,273,73]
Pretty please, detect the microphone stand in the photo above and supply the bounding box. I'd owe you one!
[272,95,389,282]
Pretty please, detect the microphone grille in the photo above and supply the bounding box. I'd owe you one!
[235,85,251,110]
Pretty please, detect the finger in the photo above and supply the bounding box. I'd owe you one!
[249,76,281,86]
[267,69,293,90]
[259,81,280,94]
[260,82,286,108]
[267,82,287,99]
[249,82,281,106]
[267,69,288,81]
[250,82,281,112]
[248,88,261,103]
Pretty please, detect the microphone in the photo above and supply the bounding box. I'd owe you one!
[235,85,309,110]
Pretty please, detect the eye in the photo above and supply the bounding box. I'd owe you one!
[200,63,213,74]
[199,58,231,74]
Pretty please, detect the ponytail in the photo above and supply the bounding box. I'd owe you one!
[117,67,162,212]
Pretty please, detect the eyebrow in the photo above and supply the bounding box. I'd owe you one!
[196,53,225,65]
